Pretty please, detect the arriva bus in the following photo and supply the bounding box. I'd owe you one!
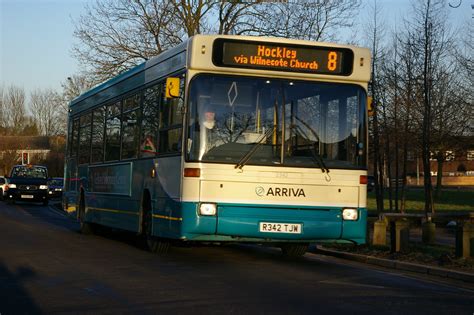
[63,35,371,257]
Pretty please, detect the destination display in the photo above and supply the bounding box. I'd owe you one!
[213,39,353,75]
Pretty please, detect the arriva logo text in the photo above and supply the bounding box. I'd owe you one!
[255,186,306,197]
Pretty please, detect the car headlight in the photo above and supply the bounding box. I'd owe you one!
[8,183,16,189]
[342,208,359,221]
[39,185,48,190]
[199,203,217,216]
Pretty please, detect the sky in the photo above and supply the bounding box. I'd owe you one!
[0,0,472,101]
[1,0,91,94]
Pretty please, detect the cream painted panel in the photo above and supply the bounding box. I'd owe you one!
[200,180,359,208]
[188,35,371,84]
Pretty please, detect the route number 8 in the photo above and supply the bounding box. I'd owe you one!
[327,51,337,71]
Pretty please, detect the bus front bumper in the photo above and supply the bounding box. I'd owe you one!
[174,203,367,244]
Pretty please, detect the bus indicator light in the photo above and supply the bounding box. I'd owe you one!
[184,168,201,177]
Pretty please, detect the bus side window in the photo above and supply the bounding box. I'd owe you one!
[91,106,105,163]
[105,101,122,161]
[122,93,141,159]
[71,118,79,158]
[78,113,92,165]
[140,85,160,157]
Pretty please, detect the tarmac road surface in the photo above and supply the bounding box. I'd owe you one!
[0,201,473,314]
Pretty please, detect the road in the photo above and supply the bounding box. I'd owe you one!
[0,201,473,314]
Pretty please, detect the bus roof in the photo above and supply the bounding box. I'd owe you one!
[69,35,370,115]
[70,40,187,109]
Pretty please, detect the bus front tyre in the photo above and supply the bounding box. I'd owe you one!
[280,243,309,258]
[147,237,170,254]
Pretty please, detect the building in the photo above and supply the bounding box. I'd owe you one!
[0,136,65,176]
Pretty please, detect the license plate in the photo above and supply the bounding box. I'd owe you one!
[21,195,34,199]
[259,222,302,234]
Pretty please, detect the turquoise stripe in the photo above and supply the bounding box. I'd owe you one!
[179,201,367,244]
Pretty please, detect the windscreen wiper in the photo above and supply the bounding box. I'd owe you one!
[235,127,274,170]
[293,122,330,175]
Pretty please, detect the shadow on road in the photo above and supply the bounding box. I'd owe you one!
[17,201,79,233]
[0,261,43,315]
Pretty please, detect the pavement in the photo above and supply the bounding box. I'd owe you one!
[313,246,474,283]
[313,225,474,284]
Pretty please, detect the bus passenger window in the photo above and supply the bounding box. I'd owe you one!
[122,94,140,159]
[70,118,79,158]
[78,113,92,165]
[91,107,105,163]
[140,85,160,157]
[105,101,121,161]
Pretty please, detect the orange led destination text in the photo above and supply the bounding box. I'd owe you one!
[232,45,319,70]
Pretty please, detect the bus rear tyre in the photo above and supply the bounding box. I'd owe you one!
[142,193,170,254]
[281,243,309,258]
[79,197,94,235]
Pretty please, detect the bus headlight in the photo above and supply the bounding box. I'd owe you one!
[342,208,358,221]
[39,185,48,190]
[199,203,217,216]
[8,183,16,189]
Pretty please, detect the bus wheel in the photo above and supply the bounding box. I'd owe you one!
[280,243,309,258]
[147,237,170,254]
[79,195,94,235]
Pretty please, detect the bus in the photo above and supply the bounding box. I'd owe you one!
[63,35,370,257]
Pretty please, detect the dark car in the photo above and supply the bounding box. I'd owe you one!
[6,165,49,205]
[48,177,64,199]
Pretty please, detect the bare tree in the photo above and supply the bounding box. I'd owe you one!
[72,0,181,81]
[454,21,474,136]
[3,85,27,135]
[430,66,471,196]
[73,0,362,81]
[61,74,96,105]
[0,85,5,134]
[364,0,387,213]
[216,1,259,35]
[0,150,20,175]
[397,31,418,212]
[411,0,454,215]
[30,88,64,136]
[250,0,361,41]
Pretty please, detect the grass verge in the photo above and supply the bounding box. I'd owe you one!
[367,188,474,212]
